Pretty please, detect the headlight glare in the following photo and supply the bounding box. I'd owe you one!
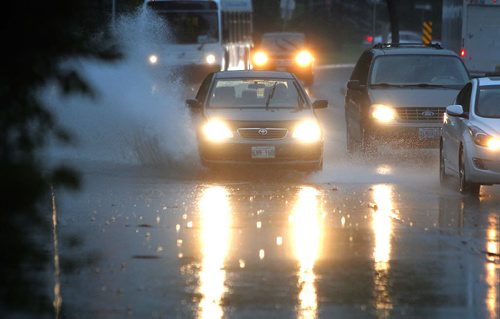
[292,120,321,143]
[149,54,158,65]
[252,51,268,66]
[371,104,396,123]
[202,120,233,143]
[295,50,314,67]
[206,54,216,64]
[469,126,500,151]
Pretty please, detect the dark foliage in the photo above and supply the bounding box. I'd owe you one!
[0,0,120,315]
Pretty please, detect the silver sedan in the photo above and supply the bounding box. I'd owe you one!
[440,76,500,195]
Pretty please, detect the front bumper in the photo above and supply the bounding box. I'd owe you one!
[465,140,500,185]
[367,121,442,147]
[199,139,323,167]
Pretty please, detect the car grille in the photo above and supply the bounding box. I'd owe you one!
[396,107,445,122]
[237,128,288,139]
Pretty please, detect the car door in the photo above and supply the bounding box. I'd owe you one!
[345,51,372,140]
[444,83,472,173]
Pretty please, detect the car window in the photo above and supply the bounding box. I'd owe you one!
[351,51,372,84]
[369,55,469,87]
[475,86,500,118]
[196,73,214,101]
[207,78,304,109]
[456,83,472,112]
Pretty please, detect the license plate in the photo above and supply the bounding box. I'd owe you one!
[251,146,275,159]
[418,127,441,140]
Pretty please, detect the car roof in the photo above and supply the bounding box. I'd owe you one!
[476,76,500,86]
[369,44,458,57]
[213,70,296,79]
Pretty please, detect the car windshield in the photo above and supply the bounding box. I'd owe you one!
[261,34,305,51]
[369,55,469,87]
[476,86,500,118]
[156,12,219,44]
[208,78,304,109]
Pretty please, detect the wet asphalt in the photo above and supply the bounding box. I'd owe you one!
[52,66,499,319]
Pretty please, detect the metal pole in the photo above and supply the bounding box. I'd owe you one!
[112,0,116,27]
[372,2,377,42]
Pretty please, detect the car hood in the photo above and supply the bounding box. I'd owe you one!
[369,88,459,107]
[472,117,500,136]
[205,108,315,122]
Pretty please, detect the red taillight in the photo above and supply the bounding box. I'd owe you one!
[459,48,467,58]
[365,35,374,43]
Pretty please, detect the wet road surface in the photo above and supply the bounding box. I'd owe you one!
[52,66,499,318]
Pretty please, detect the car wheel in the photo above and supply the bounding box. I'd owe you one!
[459,147,480,195]
[439,140,449,185]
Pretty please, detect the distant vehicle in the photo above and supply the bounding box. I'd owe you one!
[185,70,328,171]
[442,0,500,74]
[251,32,314,86]
[363,30,423,48]
[145,0,253,83]
[440,75,500,195]
[345,43,470,154]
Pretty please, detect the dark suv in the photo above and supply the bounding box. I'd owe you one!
[344,43,470,153]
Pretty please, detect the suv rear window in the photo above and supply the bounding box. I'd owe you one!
[369,55,469,87]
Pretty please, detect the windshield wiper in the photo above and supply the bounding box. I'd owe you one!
[402,83,448,88]
[370,83,403,88]
[265,82,278,110]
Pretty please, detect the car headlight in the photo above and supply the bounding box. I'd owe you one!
[148,54,158,65]
[205,54,216,64]
[371,104,396,123]
[469,126,500,151]
[252,51,268,66]
[292,120,321,143]
[295,50,314,67]
[202,120,233,143]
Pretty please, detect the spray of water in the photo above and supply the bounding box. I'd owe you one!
[43,7,199,172]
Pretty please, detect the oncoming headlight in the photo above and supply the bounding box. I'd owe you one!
[292,120,321,143]
[371,104,396,123]
[470,126,500,151]
[295,50,314,67]
[205,54,216,64]
[252,51,268,66]
[202,120,233,143]
[149,54,158,65]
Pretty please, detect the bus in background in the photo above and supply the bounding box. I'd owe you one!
[145,0,253,84]
[442,0,500,75]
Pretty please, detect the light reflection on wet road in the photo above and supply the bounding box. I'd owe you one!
[53,67,499,319]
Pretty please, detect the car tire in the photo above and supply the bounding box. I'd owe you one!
[459,147,480,195]
[439,140,449,185]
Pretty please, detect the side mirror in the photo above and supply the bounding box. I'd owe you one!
[312,100,328,109]
[186,99,201,109]
[347,80,362,90]
[446,104,467,118]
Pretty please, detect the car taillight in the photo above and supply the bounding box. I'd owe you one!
[459,48,467,58]
[365,35,374,43]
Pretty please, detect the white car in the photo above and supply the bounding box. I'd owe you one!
[440,76,500,194]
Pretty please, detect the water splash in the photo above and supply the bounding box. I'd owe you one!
[43,8,199,169]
